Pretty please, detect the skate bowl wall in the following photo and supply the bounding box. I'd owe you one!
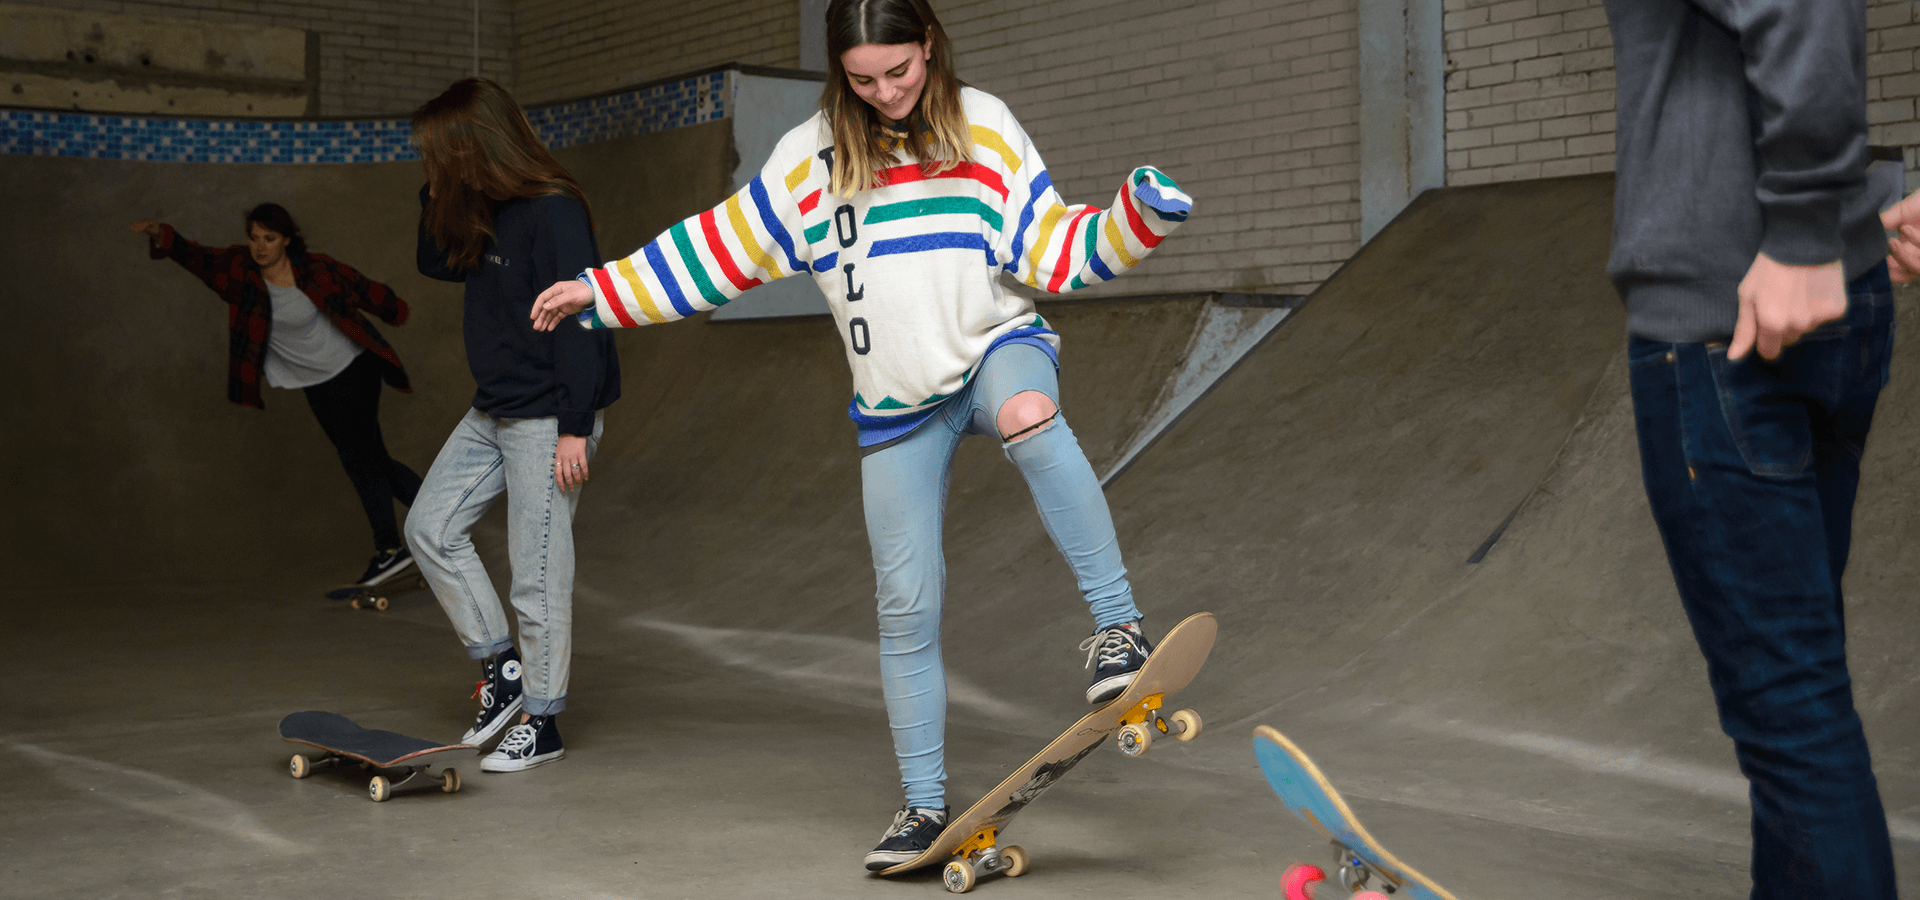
[1,118,734,578]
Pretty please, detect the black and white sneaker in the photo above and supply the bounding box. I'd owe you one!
[1081,620,1154,705]
[480,714,564,772]
[462,648,525,746]
[863,806,949,870]
[354,546,415,587]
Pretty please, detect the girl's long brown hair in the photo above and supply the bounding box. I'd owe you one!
[412,78,593,271]
[822,0,971,196]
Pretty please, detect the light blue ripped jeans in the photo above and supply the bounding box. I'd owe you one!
[861,343,1142,809]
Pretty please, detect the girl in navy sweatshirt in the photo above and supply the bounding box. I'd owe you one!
[407,78,620,773]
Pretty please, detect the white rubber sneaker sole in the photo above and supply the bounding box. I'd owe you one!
[480,747,564,773]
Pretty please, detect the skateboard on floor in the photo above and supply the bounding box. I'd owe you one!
[279,710,475,802]
[880,611,1218,893]
[1255,725,1459,900]
[325,570,426,610]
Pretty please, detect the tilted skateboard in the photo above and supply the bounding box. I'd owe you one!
[1254,725,1459,900]
[325,571,427,611]
[279,710,475,802]
[880,612,1217,893]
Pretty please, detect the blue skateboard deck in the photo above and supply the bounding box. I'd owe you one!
[1254,725,1459,900]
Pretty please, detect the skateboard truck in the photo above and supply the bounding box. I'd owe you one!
[1114,693,1204,757]
[940,826,1030,893]
[289,751,462,802]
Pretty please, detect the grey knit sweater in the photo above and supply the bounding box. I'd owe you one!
[1604,0,1888,342]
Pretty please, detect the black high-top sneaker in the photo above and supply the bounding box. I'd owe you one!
[480,714,564,773]
[1081,620,1155,704]
[863,806,949,870]
[462,648,524,746]
[354,546,415,587]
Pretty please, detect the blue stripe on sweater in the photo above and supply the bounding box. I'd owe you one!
[644,241,697,318]
[751,175,807,274]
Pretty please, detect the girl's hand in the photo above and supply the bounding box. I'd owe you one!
[130,220,162,239]
[554,434,590,491]
[532,280,595,331]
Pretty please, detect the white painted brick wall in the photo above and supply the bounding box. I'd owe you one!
[48,0,514,116]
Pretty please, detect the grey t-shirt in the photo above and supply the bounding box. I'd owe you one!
[264,281,361,389]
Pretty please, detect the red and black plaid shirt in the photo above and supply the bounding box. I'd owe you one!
[151,225,411,409]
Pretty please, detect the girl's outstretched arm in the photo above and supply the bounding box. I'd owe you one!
[533,155,816,332]
[1006,163,1192,294]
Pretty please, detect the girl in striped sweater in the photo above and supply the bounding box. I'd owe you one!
[532,0,1191,865]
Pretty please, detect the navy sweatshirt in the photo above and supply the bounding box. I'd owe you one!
[417,185,620,436]
[1604,0,1888,343]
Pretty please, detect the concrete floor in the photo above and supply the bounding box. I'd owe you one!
[6,175,1917,898]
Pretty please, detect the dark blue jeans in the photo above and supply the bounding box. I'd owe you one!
[1628,263,1897,900]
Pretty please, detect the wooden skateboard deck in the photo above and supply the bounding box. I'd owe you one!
[1254,725,1459,900]
[279,710,475,802]
[881,612,1217,892]
[325,571,427,610]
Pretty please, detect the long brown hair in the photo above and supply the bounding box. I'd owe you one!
[412,78,593,271]
[822,0,971,196]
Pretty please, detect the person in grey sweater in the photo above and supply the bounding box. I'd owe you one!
[1604,1,1896,896]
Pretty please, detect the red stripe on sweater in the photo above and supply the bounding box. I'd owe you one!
[699,208,764,292]
[1047,207,1100,293]
[590,268,640,328]
[876,162,1008,201]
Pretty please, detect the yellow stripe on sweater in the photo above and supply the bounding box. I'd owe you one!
[726,194,784,279]
[615,256,669,324]
[785,158,812,193]
[971,125,1020,173]
[1022,204,1070,287]
[1102,214,1139,269]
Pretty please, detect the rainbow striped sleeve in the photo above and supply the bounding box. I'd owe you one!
[578,165,811,328]
[1009,164,1191,294]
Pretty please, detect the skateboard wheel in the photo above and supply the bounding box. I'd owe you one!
[442,769,461,793]
[368,775,392,802]
[941,860,976,894]
[1118,722,1154,757]
[373,596,389,611]
[289,754,311,779]
[1170,709,1202,742]
[1001,845,1029,878]
[1282,863,1327,900]
[350,597,364,610]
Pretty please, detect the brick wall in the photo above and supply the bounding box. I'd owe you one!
[1444,0,1920,194]
[48,0,515,116]
[939,0,1362,296]
[509,0,799,104]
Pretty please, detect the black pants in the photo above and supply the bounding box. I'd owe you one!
[303,353,423,551]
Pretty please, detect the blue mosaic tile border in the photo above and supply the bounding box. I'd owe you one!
[0,70,729,164]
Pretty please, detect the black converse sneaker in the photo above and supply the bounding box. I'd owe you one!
[480,714,564,772]
[863,806,949,870]
[1081,620,1155,704]
[462,648,524,746]
[354,546,415,587]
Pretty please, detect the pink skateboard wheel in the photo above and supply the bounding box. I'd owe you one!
[1281,863,1327,900]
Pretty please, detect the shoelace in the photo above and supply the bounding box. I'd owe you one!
[470,680,494,723]
[1080,628,1138,669]
[494,722,537,754]
[885,811,937,839]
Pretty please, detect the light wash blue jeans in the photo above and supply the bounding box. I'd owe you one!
[404,409,603,716]
[861,343,1141,808]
